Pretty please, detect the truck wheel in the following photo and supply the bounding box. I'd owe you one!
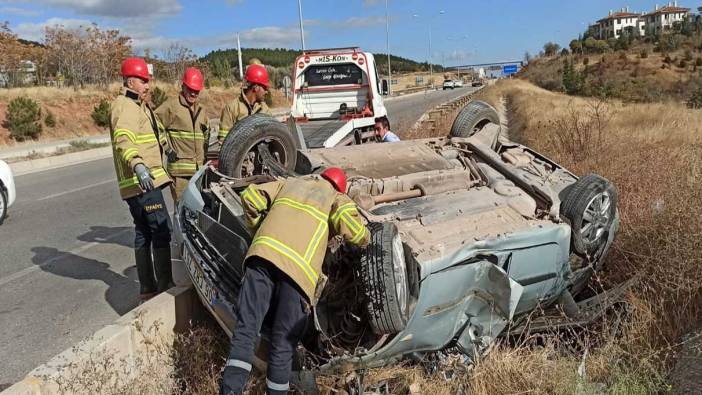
[359,222,410,335]
[561,174,618,257]
[219,114,297,178]
[450,100,500,138]
[0,187,6,225]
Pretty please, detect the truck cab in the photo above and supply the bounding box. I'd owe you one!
[289,47,387,148]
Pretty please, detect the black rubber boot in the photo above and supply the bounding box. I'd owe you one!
[135,247,157,296]
[153,247,174,292]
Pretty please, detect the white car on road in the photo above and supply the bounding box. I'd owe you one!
[0,159,16,225]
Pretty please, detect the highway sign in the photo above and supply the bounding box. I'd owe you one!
[503,64,518,75]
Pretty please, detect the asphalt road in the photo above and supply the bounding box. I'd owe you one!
[0,86,475,388]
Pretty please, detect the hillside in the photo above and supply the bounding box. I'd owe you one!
[521,31,702,104]
[202,47,442,74]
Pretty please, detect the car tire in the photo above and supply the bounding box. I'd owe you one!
[0,187,7,226]
[359,222,410,335]
[560,174,618,257]
[450,100,501,138]
[218,114,297,178]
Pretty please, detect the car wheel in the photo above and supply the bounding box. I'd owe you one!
[561,174,618,257]
[218,114,297,178]
[359,222,410,335]
[449,100,501,138]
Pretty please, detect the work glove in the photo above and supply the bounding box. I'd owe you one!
[165,148,178,163]
[134,163,155,191]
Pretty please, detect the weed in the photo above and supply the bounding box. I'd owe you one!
[44,109,56,128]
[91,99,111,128]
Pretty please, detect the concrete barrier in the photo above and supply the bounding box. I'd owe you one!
[2,286,199,395]
[9,147,113,176]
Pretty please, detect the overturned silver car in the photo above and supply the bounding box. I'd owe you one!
[172,101,619,374]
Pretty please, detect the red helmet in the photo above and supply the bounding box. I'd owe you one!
[182,67,204,91]
[321,167,347,193]
[245,64,270,89]
[121,57,150,81]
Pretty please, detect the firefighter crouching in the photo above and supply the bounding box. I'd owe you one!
[111,57,174,300]
[218,64,272,144]
[156,67,208,201]
[220,168,370,395]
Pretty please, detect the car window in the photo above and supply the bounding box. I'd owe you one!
[304,63,364,87]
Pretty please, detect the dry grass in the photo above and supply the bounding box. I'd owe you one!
[0,81,289,146]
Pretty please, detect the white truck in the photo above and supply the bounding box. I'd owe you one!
[215,47,390,177]
[287,47,388,148]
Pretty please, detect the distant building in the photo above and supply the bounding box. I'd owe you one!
[643,2,691,34]
[0,60,37,88]
[592,2,692,40]
[595,7,643,39]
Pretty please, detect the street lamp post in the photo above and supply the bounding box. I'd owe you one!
[297,0,306,51]
[386,0,391,95]
[413,10,444,89]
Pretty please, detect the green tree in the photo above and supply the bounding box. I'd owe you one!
[562,58,585,95]
[569,39,582,54]
[543,42,561,57]
[91,99,111,128]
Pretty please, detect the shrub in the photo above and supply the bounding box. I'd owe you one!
[696,58,702,67]
[679,59,688,68]
[664,55,672,63]
[2,97,42,141]
[687,82,702,109]
[640,49,648,59]
[91,99,111,128]
[684,49,693,61]
[264,90,273,107]
[583,57,589,65]
[151,87,168,108]
[44,110,56,128]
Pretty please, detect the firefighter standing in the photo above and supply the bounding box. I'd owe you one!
[220,168,370,395]
[156,67,209,201]
[218,64,272,143]
[111,57,174,300]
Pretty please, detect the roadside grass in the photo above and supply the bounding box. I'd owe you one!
[3,139,110,163]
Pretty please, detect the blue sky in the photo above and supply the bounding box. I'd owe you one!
[0,1,695,65]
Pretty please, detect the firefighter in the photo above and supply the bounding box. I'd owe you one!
[111,57,174,301]
[220,168,370,395]
[156,67,209,201]
[218,64,272,143]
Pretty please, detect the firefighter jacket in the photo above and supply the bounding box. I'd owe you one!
[240,177,370,303]
[110,87,171,200]
[155,94,209,177]
[218,90,271,143]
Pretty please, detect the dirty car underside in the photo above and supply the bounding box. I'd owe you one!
[175,103,620,374]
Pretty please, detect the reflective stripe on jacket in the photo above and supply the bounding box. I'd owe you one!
[240,177,369,303]
[155,95,209,177]
[110,88,171,200]
[218,90,271,143]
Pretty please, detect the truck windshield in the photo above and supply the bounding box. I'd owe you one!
[303,63,363,87]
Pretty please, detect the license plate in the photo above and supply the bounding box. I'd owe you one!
[183,246,218,306]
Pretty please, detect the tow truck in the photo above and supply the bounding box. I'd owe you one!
[287,47,388,148]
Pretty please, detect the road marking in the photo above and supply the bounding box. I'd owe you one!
[36,179,115,201]
[0,228,133,287]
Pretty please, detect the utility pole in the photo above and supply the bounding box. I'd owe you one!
[429,24,433,88]
[385,0,391,96]
[298,0,306,51]
[237,33,243,80]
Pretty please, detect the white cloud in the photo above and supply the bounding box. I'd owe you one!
[14,17,95,41]
[343,15,386,27]
[42,0,181,17]
[0,6,41,17]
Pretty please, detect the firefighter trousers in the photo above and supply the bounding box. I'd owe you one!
[221,258,310,395]
[126,188,173,295]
